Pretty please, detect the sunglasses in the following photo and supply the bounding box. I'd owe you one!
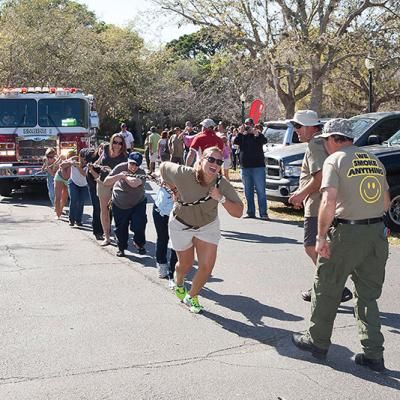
[293,122,303,129]
[112,140,123,145]
[46,155,55,159]
[206,156,224,166]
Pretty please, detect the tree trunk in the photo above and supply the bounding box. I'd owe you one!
[309,82,323,115]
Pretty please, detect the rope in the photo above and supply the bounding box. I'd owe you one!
[126,172,222,207]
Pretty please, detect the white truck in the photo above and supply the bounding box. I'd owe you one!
[0,86,99,196]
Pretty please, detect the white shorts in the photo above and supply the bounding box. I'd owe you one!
[169,216,221,251]
[150,153,159,163]
[223,158,232,170]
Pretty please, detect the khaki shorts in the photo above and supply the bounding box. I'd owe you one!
[96,180,113,201]
[169,216,221,251]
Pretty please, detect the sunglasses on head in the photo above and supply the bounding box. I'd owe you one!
[206,156,224,166]
[293,122,303,129]
[112,140,123,145]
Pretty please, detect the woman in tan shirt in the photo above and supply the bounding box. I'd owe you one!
[160,146,243,313]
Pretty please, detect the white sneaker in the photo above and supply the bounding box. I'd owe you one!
[168,279,176,290]
[157,263,169,279]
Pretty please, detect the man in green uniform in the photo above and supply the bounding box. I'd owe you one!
[292,118,390,372]
[288,110,352,303]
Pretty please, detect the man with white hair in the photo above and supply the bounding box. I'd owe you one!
[185,118,224,166]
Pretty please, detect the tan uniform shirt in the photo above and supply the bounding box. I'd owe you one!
[300,136,327,217]
[321,145,389,219]
[160,162,241,227]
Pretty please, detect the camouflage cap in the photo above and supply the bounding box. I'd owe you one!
[318,118,354,139]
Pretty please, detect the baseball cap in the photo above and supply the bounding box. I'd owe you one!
[120,123,127,128]
[318,118,354,139]
[290,110,321,127]
[127,152,143,166]
[200,118,216,129]
[244,118,254,126]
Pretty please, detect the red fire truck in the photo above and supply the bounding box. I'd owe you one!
[0,86,99,196]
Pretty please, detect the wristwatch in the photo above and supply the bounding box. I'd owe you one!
[218,195,226,204]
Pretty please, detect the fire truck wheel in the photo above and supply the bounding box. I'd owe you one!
[0,183,13,197]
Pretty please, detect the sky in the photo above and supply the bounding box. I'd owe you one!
[78,0,197,45]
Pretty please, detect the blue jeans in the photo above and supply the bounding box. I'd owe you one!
[47,174,55,206]
[152,205,177,278]
[68,181,87,223]
[240,167,267,217]
[112,198,148,251]
[88,185,103,236]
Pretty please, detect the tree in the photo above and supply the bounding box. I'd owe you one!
[0,0,145,132]
[152,0,400,117]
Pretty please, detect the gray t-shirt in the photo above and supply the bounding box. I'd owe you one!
[109,163,146,209]
[321,145,389,220]
[300,136,327,217]
[160,162,241,227]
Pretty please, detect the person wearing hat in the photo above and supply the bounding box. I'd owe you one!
[103,152,147,257]
[288,110,352,303]
[233,117,268,220]
[292,118,390,372]
[185,118,224,167]
[119,123,135,153]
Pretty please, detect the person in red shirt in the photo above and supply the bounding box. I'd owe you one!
[185,118,224,166]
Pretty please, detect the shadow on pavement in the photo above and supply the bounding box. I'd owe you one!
[203,310,400,390]
[339,305,400,334]
[221,229,301,245]
[202,287,303,326]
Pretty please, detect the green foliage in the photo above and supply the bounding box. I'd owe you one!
[166,28,223,60]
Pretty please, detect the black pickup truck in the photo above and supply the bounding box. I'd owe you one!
[264,112,400,232]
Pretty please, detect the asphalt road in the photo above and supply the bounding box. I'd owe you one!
[1,185,400,400]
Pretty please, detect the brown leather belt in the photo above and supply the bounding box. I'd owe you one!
[334,217,383,226]
[173,212,200,230]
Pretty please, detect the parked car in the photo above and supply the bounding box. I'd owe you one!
[265,112,400,232]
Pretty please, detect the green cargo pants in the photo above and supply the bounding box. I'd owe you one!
[308,222,388,359]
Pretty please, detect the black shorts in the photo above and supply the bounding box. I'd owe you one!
[304,217,318,247]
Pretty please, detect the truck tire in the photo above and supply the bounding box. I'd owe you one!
[385,189,400,233]
[0,183,13,197]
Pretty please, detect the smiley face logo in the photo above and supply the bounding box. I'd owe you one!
[359,176,382,203]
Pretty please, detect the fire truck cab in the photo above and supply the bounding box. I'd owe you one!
[0,86,99,196]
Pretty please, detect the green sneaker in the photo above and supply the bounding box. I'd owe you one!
[183,294,204,314]
[175,285,187,301]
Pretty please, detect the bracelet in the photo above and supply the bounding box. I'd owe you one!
[315,235,326,241]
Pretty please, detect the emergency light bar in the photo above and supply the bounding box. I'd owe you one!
[1,87,82,94]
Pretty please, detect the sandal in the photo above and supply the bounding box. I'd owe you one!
[100,239,111,247]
